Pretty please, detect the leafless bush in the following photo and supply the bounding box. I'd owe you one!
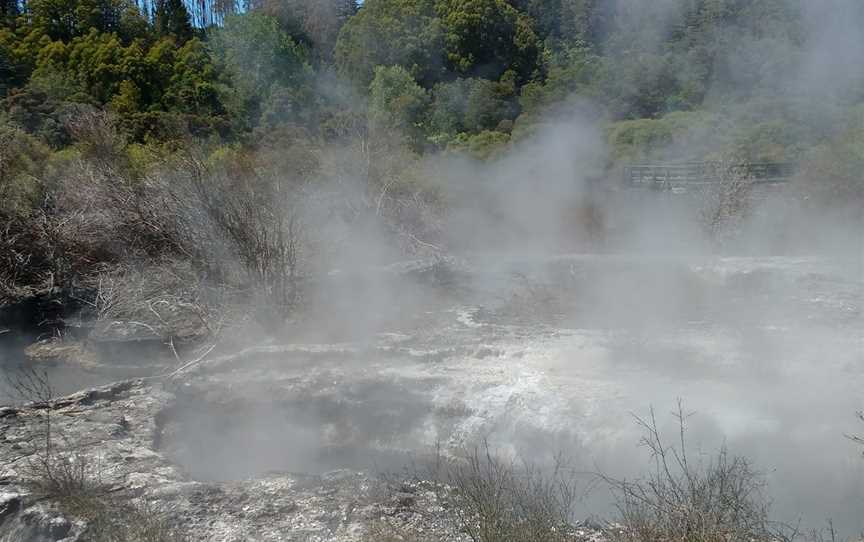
[699,161,754,241]
[85,262,234,337]
[434,442,580,542]
[3,367,56,458]
[23,447,110,503]
[3,367,108,503]
[182,159,306,314]
[845,411,864,454]
[602,402,773,542]
[62,107,127,167]
[23,446,183,541]
[3,367,183,540]
[23,451,184,542]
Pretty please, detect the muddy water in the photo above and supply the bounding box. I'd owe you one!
[154,254,864,534]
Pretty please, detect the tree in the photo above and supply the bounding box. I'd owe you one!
[519,44,599,117]
[368,64,429,148]
[161,38,225,119]
[29,0,132,41]
[558,0,614,50]
[154,0,193,42]
[210,12,311,126]
[435,0,540,83]
[0,0,19,23]
[251,0,357,63]
[334,0,444,88]
[429,76,516,139]
[0,42,13,97]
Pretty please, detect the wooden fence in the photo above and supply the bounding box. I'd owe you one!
[625,162,795,189]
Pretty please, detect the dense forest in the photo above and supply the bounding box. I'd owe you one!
[1,0,863,334]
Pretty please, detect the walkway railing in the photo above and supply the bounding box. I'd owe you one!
[625,162,796,189]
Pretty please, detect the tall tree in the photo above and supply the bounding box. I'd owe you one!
[154,0,193,41]
[435,0,540,83]
[210,12,311,125]
[251,0,357,62]
[334,0,444,88]
[368,64,429,148]
[0,0,19,24]
[29,0,131,41]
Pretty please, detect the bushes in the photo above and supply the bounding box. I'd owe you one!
[422,442,579,542]
[796,107,864,209]
[446,130,510,161]
[411,403,780,542]
[603,403,774,542]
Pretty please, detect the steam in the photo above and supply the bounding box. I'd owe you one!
[2,0,863,536]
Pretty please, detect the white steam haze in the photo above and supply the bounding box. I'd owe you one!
[2,0,863,537]
[283,0,863,531]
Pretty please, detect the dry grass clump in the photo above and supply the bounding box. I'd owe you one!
[603,402,774,542]
[436,442,579,542]
[3,367,184,541]
[68,496,185,542]
[19,447,182,541]
[363,520,441,542]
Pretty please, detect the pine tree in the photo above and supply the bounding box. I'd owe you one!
[0,0,19,22]
[154,0,193,40]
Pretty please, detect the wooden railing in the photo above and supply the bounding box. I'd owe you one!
[625,162,796,189]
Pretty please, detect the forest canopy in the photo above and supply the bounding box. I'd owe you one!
[1,0,862,313]
[2,0,861,158]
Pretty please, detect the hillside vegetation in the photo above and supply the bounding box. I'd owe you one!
[1,0,862,327]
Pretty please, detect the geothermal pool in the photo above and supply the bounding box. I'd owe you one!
[155,254,863,534]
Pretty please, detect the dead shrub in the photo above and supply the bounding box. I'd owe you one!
[602,402,773,542]
[83,262,235,340]
[435,442,579,542]
[2,367,183,541]
[699,160,754,242]
[183,158,306,314]
[845,411,864,453]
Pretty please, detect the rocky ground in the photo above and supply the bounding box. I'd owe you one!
[0,376,459,541]
[0,371,612,541]
[1,254,862,540]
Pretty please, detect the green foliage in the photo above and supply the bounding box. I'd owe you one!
[607,110,725,164]
[447,130,510,161]
[429,77,517,141]
[368,65,429,148]
[32,30,147,103]
[519,45,599,117]
[154,0,194,42]
[2,86,91,146]
[462,77,517,133]
[435,0,539,83]
[210,13,311,125]
[255,0,358,64]
[29,0,136,42]
[162,38,224,117]
[0,0,859,177]
[597,52,681,119]
[334,0,443,88]
[0,122,49,220]
[799,106,864,204]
